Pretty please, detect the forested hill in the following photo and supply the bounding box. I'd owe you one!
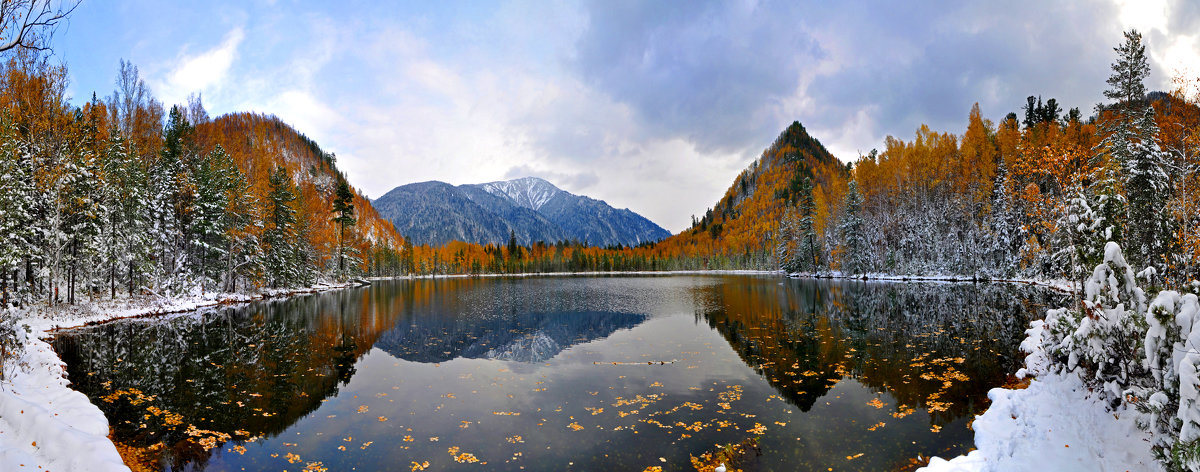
[648,121,850,268]
[195,112,402,254]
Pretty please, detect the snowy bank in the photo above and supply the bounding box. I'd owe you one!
[0,324,128,472]
[0,282,356,471]
[920,318,1161,471]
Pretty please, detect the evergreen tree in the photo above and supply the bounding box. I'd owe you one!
[776,211,798,273]
[264,166,299,288]
[98,134,150,298]
[985,158,1023,278]
[840,180,868,275]
[795,177,819,272]
[191,145,238,291]
[222,161,261,292]
[332,178,357,279]
[1098,29,1172,274]
[0,122,35,304]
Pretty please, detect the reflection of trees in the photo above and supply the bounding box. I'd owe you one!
[700,279,1067,422]
[54,287,397,469]
[52,277,651,469]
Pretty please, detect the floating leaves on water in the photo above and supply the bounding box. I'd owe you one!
[285,452,302,464]
[301,461,328,472]
[567,422,584,431]
[356,405,369,413]
[867,421,886,431]
[846,453,864,460]
[410,461,431,471]
[447,446,481,463]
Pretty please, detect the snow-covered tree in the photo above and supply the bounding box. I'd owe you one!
[1041,242,1147,405]
[264,166,301,288]
[839,180,868,275]
[794,177,819,272]
[1132,287,1200,469]
[1098,29,1172,274]
[984,159,1023,278]
[0,122,35,304]
[191,144,238,291]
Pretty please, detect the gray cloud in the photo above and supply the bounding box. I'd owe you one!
[571,0,823,155]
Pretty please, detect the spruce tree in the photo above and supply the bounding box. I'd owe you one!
[795,177,819,272]
[264,166,299,288]
[840,180,868,275]
[1098,29,1172,273]
[332,178,357,279]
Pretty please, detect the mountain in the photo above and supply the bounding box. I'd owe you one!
[374,310,648,364]
[648,121,849,267]
[373,177,671,247]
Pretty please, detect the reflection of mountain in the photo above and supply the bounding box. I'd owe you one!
[700,280,1067,419]
[375,311,648,364]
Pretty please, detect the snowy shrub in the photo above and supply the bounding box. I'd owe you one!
[1130,287,1200,470]
[1041,242,1147,405]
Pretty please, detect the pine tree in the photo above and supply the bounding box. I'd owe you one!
[222,161,261,292]
[332,178,357,279]
[264,166,299,288]
[1098,29,1172,274]
[795,177,819,272]
[192,145,238,291]
[776,211,797,273]
[98,133,150,298]
[985,158,1023,278]
[840,180,868,275]
[0,122,35,304]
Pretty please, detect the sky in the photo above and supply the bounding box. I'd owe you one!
[49,0,1200,233]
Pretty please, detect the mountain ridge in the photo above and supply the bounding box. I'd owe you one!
[374,176,671,247]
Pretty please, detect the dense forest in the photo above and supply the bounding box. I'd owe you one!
[0,50,407,307]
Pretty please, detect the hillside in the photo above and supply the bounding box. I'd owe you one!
[375,177,670,247]
[649,121,850,267]
[194,112,405,272]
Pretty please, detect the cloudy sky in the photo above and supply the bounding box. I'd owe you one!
[51,0,1200,233]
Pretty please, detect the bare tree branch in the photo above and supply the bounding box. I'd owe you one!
[0,0,80,53]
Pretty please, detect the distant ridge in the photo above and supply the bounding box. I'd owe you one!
[373,177,671,247]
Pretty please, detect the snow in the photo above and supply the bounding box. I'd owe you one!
[479,176,562,211]
[922,370,1160,472]
[0,315,128,472]
[0,282,356,471]
[921,302,1162,472]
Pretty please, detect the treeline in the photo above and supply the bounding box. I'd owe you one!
[0,51,405,307]
[777,30,1199,289]
[391,235,770,276]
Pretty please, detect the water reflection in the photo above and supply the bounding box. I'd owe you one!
[52,276,1064,471]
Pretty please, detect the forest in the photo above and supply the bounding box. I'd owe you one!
[0,50,407,308]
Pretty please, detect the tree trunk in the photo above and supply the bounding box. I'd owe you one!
[69,237,76,305]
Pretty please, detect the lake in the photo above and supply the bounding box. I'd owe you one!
[52,275,1066,471]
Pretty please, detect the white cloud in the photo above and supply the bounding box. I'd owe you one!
[153,27,245,108]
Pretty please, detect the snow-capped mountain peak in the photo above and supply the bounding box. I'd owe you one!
[478,177,562,211]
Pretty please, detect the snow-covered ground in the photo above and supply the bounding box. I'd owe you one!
[920,318,1162,471]
[0,282,355,472]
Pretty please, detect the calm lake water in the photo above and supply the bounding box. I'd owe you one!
[53,275,1065,471]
